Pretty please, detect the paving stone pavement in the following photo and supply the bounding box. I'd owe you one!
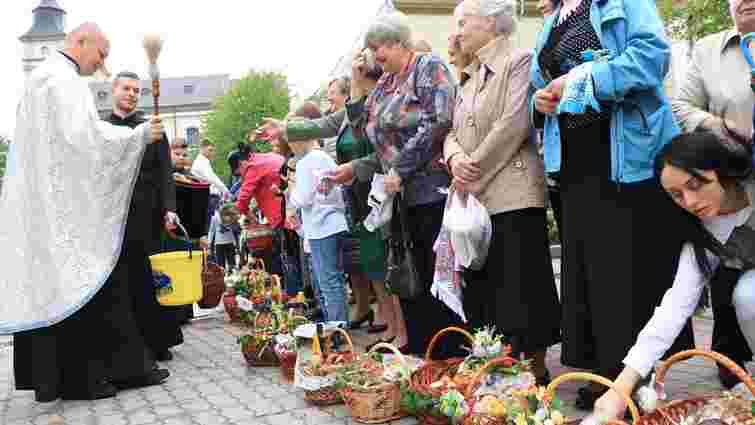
[0,260,746,425]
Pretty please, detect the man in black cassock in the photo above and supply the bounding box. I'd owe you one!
[105,71,185,361]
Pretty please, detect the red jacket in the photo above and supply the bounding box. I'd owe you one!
[236,153,285,228]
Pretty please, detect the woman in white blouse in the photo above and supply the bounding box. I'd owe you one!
[595,129,755,419]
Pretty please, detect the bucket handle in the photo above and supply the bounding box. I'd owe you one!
[170,220,194,259]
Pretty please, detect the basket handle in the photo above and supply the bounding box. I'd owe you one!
[368,342,407,367]
[252,258,266,272]
[424,326,475,362]
[324,327,355,354]
[464,356,521,399]
[546,372,640,424]
[655,349,755,397]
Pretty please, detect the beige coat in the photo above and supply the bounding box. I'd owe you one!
[444,36,545,216]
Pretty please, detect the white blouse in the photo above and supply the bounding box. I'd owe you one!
[623,202,754,377]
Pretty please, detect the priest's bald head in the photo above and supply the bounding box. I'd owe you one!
[63,22,111,77]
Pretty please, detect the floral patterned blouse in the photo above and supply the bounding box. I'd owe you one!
[346,53,455,207]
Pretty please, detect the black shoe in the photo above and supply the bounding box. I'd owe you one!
[575,386,602,410]
[156,350,174,362]
[112,368,169,391]
[34,386,60,403]
[718,363,745,390]
[349,310,374,330]
[367,323,389,334]
[62,380,117,401]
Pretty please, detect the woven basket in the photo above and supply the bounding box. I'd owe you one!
[301,328,357,406]
[632,349,755,425]
[223,289,241,322]
[409,326,475,425]
[199,250,225,308]
[241,336,279,367]
[463,356,530,425]
[341,343,408,424]
[547,372,642,425]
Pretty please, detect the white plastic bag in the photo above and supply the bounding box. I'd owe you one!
[444,191,492,271]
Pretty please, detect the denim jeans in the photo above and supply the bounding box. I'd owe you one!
[309,232,349,323]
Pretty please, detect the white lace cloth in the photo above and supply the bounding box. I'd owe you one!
[0,53,149,334]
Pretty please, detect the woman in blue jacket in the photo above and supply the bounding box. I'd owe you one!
[530,0,693,408]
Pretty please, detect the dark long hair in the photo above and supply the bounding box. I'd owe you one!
[654,126,754,276]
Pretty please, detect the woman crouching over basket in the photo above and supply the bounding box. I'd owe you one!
[594,128,755,420]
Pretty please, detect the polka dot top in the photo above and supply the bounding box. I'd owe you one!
[538,0,610,129]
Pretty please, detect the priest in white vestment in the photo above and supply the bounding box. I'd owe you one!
[1,23,169,402]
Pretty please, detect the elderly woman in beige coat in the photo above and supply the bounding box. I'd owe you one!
[445,0,561,384]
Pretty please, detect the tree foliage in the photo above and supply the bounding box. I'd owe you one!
[201,70,290,182]
[659,0,733,42]
[0,136,8,182]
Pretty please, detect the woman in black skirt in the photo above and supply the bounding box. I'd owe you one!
[447,0,561,385]
[530,0,694,408]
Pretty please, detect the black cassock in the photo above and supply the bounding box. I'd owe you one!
[105,111,184,356]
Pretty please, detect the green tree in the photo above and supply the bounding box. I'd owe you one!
[0,136,8,181]
[659,0,733,42]
[202,70,290,182]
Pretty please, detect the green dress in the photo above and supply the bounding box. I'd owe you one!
[336,127,387,281]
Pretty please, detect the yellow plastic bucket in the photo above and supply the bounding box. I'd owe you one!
[150,250,204,306]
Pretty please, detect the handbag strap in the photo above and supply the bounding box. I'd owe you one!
[396,193,413,248]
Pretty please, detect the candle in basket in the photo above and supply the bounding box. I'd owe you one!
[311,324,323,368]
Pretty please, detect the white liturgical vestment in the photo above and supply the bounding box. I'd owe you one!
[0,53,151,334]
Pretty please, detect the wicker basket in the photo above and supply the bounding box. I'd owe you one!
[300,328,357,406]
[633,349,755,425]
[546,372,642,425]
[409,326,475,425]
[341,342,408,424]
[241,335,279,367]
[199,250,225,308]
[223,289,241,322]
[463,356,531,425]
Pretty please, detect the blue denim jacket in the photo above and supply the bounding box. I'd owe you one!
[530,0,680,183]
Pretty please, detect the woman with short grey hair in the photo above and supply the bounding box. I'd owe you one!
[447,0,560,385]
[328,11,465,357]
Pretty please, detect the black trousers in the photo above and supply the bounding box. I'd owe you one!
[214,243,237,272]
[398,200,467,358]
[710,266,753,364]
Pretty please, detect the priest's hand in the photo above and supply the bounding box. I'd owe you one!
[150,116,163,143]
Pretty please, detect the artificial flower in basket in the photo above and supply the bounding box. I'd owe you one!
[274,333,298,381]
[405,326,531,425]
[238,330,279,367]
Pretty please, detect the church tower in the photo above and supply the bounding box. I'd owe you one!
[19,0,67,78]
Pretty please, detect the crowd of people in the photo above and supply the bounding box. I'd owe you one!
[4,0,755,421]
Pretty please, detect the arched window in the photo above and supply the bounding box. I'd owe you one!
[40,46,49,57]
[186,127,199,145]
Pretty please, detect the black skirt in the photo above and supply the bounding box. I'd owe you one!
[463,208,561,354]
[558,117,694,376]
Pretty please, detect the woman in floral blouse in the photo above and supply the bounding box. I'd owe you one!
[330,11,465,357]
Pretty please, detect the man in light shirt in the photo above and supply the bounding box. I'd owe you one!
[670,0,755,389]
[191,139,229,232]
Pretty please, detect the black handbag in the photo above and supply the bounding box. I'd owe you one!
[385,194,423,300]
